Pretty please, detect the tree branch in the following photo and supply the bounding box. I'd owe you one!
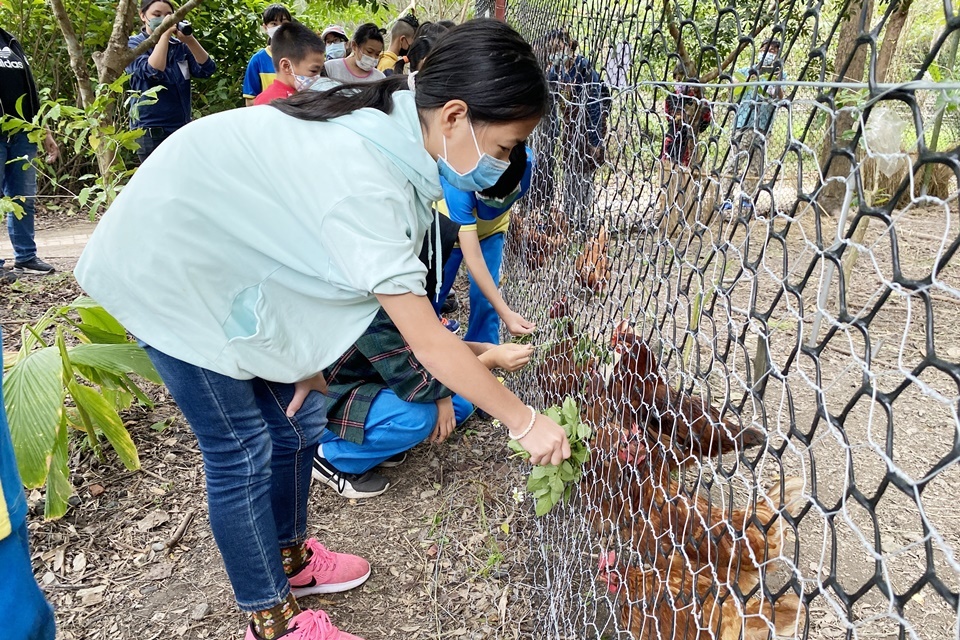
[48,0,96,107]
[700,19,770,83]
[665,0,695,76]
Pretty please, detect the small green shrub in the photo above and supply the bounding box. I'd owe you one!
[3,297,161,519]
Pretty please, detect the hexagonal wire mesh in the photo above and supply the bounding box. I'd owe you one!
[488,0,960,638]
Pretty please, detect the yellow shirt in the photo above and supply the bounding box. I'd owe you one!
[434,198,511,242]
[0,478,9,540]
[377,50,399,72]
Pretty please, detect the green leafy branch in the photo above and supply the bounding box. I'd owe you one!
[507,398,592,516]
[3,297,161,519]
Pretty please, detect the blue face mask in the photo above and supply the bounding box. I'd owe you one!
[437,121,511,193]
[326,42,346,60]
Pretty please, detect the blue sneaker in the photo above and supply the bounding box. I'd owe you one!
[441,317,461,333]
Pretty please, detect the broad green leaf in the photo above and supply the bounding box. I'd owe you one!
[44,415,73,520]
[561,397,580,425]
[68,382,139,471]
[577,422,593,442]
[66,296,105,310]
[545,406,563,424]
[3,347,64,487]
[68,343,161,383]
[535,497,554,516]
[531,465,550,479]
[72,322,129,345]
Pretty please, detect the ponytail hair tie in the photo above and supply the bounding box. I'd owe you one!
[407,70,418,91]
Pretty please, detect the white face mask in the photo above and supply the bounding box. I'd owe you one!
[293,74,320,91]
[266,25,280,39]
[356,53,378,71]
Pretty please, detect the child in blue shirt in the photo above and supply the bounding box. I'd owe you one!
[242,4,293,106]
[434,143,535,344]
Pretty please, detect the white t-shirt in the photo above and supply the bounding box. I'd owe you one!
[324,57,385,84]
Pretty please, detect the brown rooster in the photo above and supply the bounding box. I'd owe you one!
[599,549,804,640]
[575,224,610,291]
[583,423,802,592]
[609,321,766,458]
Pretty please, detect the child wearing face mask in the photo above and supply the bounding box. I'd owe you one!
[378,14,419,76]
[323,23,386,84]
[433,142,536,343]
[254,23,327,105]
[321,25,349,61]
[127,0,216,163]
[243,4,293,107]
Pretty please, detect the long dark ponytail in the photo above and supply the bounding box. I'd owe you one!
[273,19,548,125]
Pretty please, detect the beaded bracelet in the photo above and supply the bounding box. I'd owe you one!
[508,405,537,441]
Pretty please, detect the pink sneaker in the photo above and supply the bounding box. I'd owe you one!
[245,609,364,640]
[289,538,371,598]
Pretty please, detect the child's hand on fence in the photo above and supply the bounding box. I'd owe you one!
[431,396,457,443]
[490,343,534,372]
[519,415,571,466]
[503,311,536,336]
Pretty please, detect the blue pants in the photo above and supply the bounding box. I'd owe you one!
[319,389,474,475]
[1,132,38,266]
[143,345,328,611]
[433,232,505,345]
[0,335,57,639]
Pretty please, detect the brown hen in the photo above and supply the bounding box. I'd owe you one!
[609,321,766,459]
[575,224,610,291]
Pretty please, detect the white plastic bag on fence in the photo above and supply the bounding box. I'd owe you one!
[862,106,910,178]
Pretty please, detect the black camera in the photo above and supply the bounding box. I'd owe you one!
[178,21,193,37]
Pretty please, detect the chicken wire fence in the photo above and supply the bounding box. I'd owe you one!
[488,0,960,638]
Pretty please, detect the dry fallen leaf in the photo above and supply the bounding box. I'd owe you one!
[137,510,170,532]
[71,552,87,575]
[78,585,106,607]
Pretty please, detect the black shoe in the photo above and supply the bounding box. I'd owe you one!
[440,293,458,314]
[1,269,18,285]
[377,451,407,469]
[312,450,390,499]
[14,257,55,275]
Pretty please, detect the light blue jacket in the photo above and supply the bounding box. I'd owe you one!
[75,91,442,383]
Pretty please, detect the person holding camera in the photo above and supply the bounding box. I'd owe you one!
[128,0,216,163]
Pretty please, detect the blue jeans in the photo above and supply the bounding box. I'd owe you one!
[135,128,172,164]
[0,335,57,639]
[1,132,38,266]
[319,389,474,475]
[433,232,505,345]
[143,345,328,611]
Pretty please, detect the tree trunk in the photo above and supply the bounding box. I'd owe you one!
[817,0,876,209]
[875,0,912,83]
[47,0,96,108]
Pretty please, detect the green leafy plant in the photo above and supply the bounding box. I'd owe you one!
[507,397,592,516]
[0,78,157,217]
[2,297,161,519]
